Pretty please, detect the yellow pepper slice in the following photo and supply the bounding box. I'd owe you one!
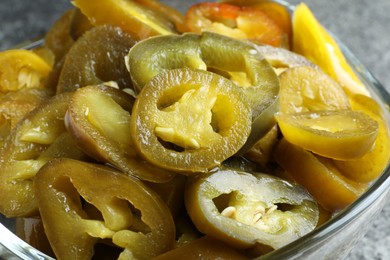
[0,50,52,93]
[276,110,378,160]
[333,95,390,182]
[292,3,369,96]
[279,66,350,114]
[72,0,184,39]
[274,138,367,211]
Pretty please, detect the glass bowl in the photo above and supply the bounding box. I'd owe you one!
[1,1,390,259]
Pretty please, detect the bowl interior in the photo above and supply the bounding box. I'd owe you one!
[1,1,390,259]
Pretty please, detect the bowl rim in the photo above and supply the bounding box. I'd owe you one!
[1,1,390,259]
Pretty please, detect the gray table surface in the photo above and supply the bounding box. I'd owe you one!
[0,0,389,259]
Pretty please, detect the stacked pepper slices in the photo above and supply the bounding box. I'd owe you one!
[0,0,389,259]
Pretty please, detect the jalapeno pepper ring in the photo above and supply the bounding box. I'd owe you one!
[130,68,252,173]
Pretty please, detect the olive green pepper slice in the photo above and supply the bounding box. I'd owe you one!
[35,158,175,260]
[200,33,280,155]
[130,68,252,173]
[184,169,318,254]
[69,8,94,40]
[65,84,176,182]
[199,32,279,120]
[0,93,88,217]
[153,236,249,260]
[44,9,76,63]
[0,88,52,143]
[126,32,279,154]
[127,33,205,92]
[145,174,187,219]
[56,25,137,94]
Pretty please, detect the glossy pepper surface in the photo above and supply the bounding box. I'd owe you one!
[185,2,287,47]
[56,25,137,94]
[130,68,252,173]
[0,93,87,217]
[35,158,175,260]
[65,84,176,182]
[185,169,319,254]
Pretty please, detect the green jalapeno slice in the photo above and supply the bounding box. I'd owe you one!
[56,25,137,94]
[0,93,88,217]
[130,68,252,173]
[35,158,175,260]
[65,85,176,182]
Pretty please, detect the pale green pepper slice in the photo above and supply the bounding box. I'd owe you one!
[65,84,176,182]
[185,169,319,255]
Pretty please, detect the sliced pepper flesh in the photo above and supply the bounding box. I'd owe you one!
[153,235,249,260]
[184,169,318,254]
[0,93,88,217]
[35,158,175,260]
[56,25,137,94]
[244,124,279,167]
[220,0,292,47]
[44,9,76,63]
[0,88,52,136]
[130,68,252,173]
[65,85,176,182]
[0,50,52,93]
[332,94,390,182]
[276,110,379,160]
[72,0,184,39]
[279,66,350,114]
[254,44,317,75]
[292,3,369,96]
[185,2,286,47]
[274,138,367,211]
[127,32,279,119]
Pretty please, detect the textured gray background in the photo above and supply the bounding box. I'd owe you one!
[0,0,389,259]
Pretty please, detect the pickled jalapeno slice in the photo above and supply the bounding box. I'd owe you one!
[73,0,185,39]
[184,169,319,254]
[65,85,176,182]
[185,2,286,47]
[0,93,88,217]
[35,158,175,260]
[56,25,137,94]
[274,138,368,211]
[275,110,379,160]
[130,68,252,173]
